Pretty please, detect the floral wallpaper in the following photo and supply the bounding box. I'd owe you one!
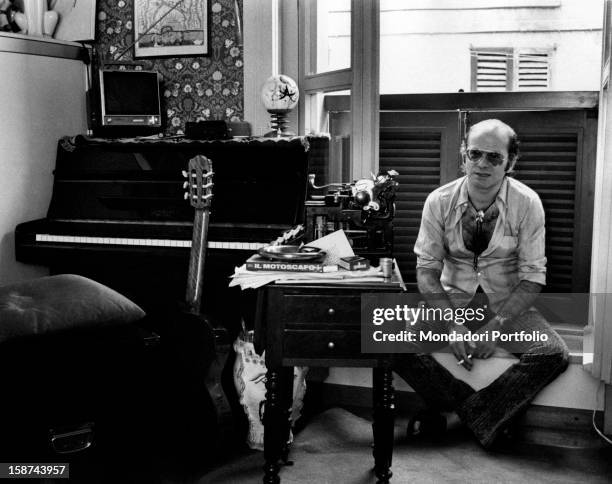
[96,0,243,135]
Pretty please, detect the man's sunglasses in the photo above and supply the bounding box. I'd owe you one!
[465,149,506,166]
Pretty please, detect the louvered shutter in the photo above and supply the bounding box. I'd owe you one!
[517,51,550,90]
[473,50,510,92]
[512,132,578,292]
[379,128,442,283]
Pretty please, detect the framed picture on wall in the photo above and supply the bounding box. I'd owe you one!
[134,0,209,58]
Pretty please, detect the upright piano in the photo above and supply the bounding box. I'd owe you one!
[16,135,326,337]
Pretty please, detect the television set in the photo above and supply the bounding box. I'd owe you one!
[96,69,163,135]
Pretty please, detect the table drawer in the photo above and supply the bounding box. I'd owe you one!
[283,329,360,359]
[280,293,361,327]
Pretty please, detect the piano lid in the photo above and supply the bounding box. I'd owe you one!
[47,136,325,227]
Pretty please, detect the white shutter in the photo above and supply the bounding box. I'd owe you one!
[475,51,509,91]
[517,51,551,90]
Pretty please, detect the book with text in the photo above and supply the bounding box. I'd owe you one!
[245,255,339,273]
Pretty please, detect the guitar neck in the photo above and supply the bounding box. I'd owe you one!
[185,208,210,314]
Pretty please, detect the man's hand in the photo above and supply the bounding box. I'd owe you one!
[473,318,503,359]
[449,324,476,370]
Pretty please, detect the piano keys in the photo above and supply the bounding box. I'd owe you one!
[34,233,269,250]
[15,135,328,336]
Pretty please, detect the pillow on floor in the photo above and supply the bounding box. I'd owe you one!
[0,274,145,343]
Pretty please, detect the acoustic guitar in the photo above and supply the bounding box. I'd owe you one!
[183,155,233,430]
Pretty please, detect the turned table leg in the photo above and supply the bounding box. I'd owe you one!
[263,367,293,484]
[372,367,395,483]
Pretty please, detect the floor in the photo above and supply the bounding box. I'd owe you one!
[195,407,612,484]
[43,405,612,483]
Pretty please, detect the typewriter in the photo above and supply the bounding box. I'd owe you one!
[305,170,399,261]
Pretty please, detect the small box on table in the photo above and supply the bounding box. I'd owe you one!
[338,256,370,271]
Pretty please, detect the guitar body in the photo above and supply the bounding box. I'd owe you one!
[183,155,234,434]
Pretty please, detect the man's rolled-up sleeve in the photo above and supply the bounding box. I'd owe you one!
[518,196,547,285]
[414,192,446,272]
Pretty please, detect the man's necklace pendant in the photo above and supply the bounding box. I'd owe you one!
[475,210,485,223]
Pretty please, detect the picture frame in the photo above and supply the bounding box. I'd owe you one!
[134,0,209,58]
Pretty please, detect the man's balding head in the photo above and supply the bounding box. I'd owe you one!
[464,119,520,172]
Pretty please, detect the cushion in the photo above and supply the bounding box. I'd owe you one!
[0,274,145,344]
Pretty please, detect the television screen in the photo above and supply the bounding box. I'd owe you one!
[101,70,161,117]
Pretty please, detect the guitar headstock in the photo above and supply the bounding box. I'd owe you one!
[183,155,214,209]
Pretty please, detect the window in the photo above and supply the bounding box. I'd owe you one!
[298,0,379,179]
[471,47,553,92]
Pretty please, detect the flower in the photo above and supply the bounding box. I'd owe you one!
[202,108,211,118]
[225,39,234,48]
[118,0,125,7]
[230,47,240,57]
[164,89,171,98]
[184,85,192,93]
[205,89,213,96]
[171,117,181,127]
[126,21,132,30]
[106,27,114,35]
[225,108,235,117]
[222,20,229,27]
[212,71,223,81]
[98,11,107,21]
[235,60,243,68]
[212,2,222,13]
[192,61,200,70]
[222,88,230,96]
[175,62,183,70]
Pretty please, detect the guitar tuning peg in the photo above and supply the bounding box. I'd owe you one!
[184,192,189,200]
[182,170,188,178]
[183,181,189,189]
[203,182,214,189]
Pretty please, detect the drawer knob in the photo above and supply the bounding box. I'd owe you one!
[327,341,335,349]
[327,308,336,316]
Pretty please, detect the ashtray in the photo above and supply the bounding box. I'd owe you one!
[258,245,326,261]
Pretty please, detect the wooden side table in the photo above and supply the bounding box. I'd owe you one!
[254,280,404,484]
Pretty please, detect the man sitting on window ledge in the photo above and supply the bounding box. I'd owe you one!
[393,119,569,449]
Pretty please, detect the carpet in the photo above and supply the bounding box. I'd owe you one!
[198,408,611,484]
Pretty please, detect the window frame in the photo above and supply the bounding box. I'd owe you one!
[297,0,380,179]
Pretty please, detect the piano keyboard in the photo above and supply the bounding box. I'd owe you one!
[35,234,268,251]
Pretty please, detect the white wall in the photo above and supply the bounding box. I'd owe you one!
[380,31,602,93]
[0,45,87,285]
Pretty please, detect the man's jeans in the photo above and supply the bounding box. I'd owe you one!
[392,309,569,448]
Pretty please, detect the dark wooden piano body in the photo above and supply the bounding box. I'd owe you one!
[16,135,325,337]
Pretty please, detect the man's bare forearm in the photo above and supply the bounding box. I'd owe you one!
[416,267,454,310]
[496,280,542,320]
